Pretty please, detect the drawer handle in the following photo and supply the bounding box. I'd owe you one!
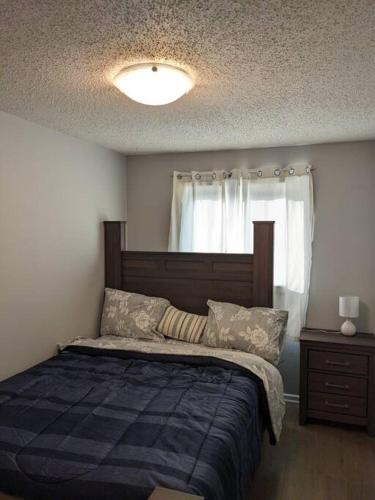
[325,359,351,367]
[324,400,349,409]
[325,382,350,390]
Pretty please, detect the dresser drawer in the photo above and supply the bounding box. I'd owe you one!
[308,372,367,397]
[308,392,367,417]
[308,350,368,375]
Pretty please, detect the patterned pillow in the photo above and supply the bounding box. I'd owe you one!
[155,305,207,344]
[202,300,288,364]
[100,288,170,341]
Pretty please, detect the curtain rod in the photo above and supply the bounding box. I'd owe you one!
[172,165,314,180]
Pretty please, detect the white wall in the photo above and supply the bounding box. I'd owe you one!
[0,111,127,380]
[126,141,375,394]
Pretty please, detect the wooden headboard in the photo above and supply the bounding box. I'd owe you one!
[104,221,274,315]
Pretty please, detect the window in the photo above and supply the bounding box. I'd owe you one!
[169,167,314,338]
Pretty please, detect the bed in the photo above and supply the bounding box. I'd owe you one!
[0,221,285,500]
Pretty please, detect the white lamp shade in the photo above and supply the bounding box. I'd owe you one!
[113,63,194,106]
[339,296,359,318]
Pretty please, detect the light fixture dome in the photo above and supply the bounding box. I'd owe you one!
[113,63,194,106]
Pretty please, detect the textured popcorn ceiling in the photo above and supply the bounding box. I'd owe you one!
[1,0,375,154]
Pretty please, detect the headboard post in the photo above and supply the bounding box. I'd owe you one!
[253,221,274,307]
[104,221,126,289]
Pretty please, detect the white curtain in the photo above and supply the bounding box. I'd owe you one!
[168,166,314,338]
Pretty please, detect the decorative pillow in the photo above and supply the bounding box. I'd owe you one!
[155,305,207,344]
[202,300,288,364]
[100,288,170,341]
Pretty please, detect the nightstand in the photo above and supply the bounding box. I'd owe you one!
[300,328,375,436]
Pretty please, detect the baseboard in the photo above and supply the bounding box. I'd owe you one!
[284,393,299,404]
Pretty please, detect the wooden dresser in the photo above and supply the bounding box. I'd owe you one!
[300,328,375,435]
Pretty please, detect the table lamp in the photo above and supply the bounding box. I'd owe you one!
[339,296,359,336]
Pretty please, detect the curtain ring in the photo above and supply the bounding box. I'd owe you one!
[289,167,295,176]
[195,173,201,180]
[177,174,183,180]
[222,172,227,179]
[257,170,263,177]
[274,168,281,177]
[306,165,311,174]
[212,172,217,179]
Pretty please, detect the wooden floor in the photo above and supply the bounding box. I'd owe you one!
[250,404,375,500]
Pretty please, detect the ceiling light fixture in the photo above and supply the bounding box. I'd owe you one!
[113,63,194,106]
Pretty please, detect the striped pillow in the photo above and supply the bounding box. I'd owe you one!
[156,305,207,344]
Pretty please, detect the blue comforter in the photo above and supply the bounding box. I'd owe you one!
[0,347,266,500]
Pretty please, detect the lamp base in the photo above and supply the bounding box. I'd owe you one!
[340,319,356,336]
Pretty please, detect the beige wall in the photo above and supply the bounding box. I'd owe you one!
[127,141,375,394]
[0,111,127,380]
